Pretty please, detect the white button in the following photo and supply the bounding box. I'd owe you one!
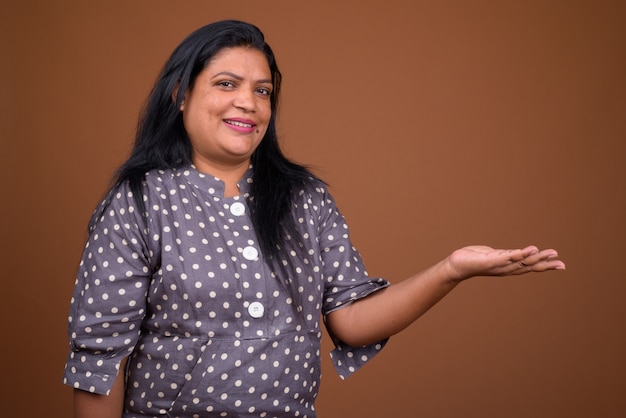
[248,301,264,318]
[242,246,259,260]
[230,202,246,216]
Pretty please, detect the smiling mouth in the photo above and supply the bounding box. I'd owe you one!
[225,120,254,128]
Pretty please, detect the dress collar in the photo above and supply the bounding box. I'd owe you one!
[176,164,254,199]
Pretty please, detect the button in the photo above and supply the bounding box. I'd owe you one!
[248,301,264,318]
[242,246,259,260]
[230,202,246,216]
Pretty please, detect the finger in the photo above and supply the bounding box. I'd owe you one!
[489,248,532,275]
[501,261,536,276]
[493,247,564,276]
[499,258,532,275]
[520,249,559,266]
[527,258,566,272]
[512,263,534,275]
[506,246,539,263]
[505,250,560,274]
[520,245,539,259]
[512,254,566,275]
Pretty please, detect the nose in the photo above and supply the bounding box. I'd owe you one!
[233,88,256,112]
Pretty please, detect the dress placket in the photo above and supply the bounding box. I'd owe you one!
[222,198,270,340]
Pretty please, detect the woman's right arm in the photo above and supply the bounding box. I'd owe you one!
[65,182,152,412]
[73,357,127,418]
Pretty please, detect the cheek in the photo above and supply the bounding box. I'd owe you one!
[185,105,221,131]
[260,105,272,125]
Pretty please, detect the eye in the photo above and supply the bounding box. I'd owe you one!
[217,80,235,88]
[256,87,271,96]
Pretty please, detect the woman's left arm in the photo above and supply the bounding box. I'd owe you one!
[325,245,565,347]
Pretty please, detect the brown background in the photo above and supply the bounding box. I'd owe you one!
[2,0,625,417]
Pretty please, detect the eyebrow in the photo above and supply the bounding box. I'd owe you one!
[212,71,272,85]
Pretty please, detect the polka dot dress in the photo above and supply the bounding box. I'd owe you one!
[63,165,389,417]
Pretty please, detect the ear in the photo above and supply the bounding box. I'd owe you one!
[172,82,186,111]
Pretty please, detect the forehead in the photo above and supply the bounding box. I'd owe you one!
[205,46,271,77]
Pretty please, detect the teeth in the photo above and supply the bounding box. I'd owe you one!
[226,120,253,128]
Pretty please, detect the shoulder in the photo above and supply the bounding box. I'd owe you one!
[89,167,181,225]
[296,174,329,199]
[292,175,340,217]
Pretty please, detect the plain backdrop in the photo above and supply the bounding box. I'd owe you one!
[2,1,625,417]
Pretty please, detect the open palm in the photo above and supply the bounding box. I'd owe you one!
[447,245,565,281]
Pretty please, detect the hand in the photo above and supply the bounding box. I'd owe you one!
[446,245,566,282]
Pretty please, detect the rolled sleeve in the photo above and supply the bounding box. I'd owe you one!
[315,187,390,378]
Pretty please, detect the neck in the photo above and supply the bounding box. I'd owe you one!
[192,158,250,198]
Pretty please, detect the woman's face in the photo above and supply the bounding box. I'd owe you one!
[181,46,272,174]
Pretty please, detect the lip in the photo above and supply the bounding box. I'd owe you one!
[224,118,257,134]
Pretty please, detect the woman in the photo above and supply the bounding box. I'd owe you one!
[63,20,565,418]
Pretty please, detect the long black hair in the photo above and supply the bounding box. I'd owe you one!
[95,20,318,290]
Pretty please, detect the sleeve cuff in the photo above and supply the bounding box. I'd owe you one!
[62,350,124,395]
[329,337,388,380]
[324,278,391,379]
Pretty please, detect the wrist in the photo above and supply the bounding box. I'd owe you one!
[443,251,469,284]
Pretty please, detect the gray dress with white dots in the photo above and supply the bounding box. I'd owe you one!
[63,165,389,417]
